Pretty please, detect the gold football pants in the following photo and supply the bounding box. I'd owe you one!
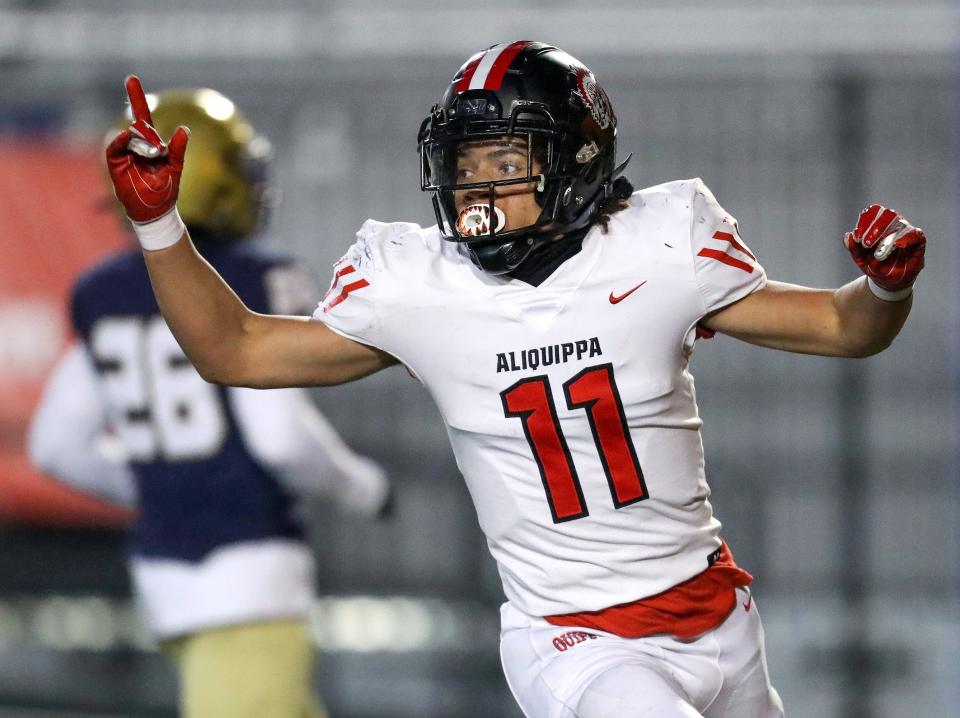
[162,619,327,718]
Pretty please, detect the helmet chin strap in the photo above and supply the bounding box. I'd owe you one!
[467,237,534,275]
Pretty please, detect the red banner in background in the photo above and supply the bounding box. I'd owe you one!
[0,141,132,527]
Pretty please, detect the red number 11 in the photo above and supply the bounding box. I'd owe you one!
[500,363,648,523]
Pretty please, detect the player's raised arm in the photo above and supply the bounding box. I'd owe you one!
[105,76,395,388]
[703,204,925,357]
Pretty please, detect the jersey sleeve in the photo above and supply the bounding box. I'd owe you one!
[689,178,766,316]
[27,344,137,508]
[312,220,393,349]
[228,386,390,518]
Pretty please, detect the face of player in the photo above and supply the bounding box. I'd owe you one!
[454,137,543,232]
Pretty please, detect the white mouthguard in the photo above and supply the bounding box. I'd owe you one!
[456,204,506,237]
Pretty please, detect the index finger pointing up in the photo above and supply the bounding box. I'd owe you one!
[124,75,153,125]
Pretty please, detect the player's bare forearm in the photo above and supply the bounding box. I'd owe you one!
[704,278,909,357]
[142,232,254,382]
[831,276,911,355]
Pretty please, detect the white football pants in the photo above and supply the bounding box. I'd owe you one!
[500,587,784,718]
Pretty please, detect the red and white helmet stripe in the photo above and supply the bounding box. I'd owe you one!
[455,41,532,94]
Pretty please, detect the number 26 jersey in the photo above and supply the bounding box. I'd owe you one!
[316,178,766,617]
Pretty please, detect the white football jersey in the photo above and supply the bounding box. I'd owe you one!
[315,178,765,617]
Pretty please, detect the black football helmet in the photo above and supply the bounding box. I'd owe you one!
[418,41,630,274]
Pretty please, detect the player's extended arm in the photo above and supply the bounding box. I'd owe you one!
[229,386,392,518]
[105,76,396,388]
[703,205,925,357]
[28,345,137,508]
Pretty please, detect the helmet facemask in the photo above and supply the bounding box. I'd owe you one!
[420,97,578,273]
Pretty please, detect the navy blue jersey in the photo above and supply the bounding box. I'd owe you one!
[70,240,316,562]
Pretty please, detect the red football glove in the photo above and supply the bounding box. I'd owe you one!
[844,204,925,291]
[105,75,190,223]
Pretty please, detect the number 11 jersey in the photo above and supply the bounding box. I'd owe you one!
[317,178,766,617]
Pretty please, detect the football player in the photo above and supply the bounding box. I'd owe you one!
[30,88,392,718]
[103,42,924,717]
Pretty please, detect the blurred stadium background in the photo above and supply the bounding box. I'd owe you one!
[0,1,957,716]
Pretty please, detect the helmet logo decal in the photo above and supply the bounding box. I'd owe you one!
[575,68,614,131]
[456,204,506,236]
[575,141,600,164]
[455,41,532,93]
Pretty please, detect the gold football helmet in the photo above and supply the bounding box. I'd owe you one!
[120,88,273,240]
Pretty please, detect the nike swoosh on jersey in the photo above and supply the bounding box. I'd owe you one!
[609,281,647,304]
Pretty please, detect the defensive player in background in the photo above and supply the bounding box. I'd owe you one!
[103,42,925,718]
[30,88,391,718]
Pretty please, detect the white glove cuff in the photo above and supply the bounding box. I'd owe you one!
[131,208,186,252]
[867,276,914,302]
